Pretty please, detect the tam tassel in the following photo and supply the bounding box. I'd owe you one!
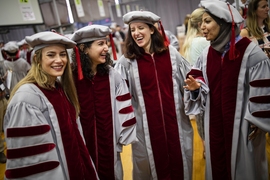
[74,46,83,80]
[159,20,169,47]
[109,34,117,60]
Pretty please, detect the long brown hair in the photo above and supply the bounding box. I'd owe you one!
[124,23,167,59]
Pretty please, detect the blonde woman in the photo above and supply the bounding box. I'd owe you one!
[182,8,210,66]
[4,31,98,180]
[182,8,209,159]
[240,0,270,56]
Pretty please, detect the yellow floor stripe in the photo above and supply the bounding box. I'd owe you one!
[121,119,206,180]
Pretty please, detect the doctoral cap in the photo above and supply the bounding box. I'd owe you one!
[123,10,160,25]
[3,41,19,53]
[25,31,76,51]
[71,24,117,80]
[123,10,169,46]
[72,25,112,44]
[201,0,243,60]
[200,1,243,24]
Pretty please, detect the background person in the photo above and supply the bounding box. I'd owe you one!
[2,41,31,92]
[181,7,210,160]
[240,0,270,57]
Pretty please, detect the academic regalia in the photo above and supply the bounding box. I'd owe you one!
[115,45,193,180]
[71,24,137,180]
[4,83,99,180]
[184,1,270,179]
[74,67,136,180]
[3,41,30,91]
[4,31,99,180]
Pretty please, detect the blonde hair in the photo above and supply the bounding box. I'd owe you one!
[182,8,205,62]
[246,0,270,39]
[9,48,80,118]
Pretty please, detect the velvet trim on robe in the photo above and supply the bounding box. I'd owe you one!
[38,83,98,180]
[206,38,250,180]
[74,73,115,180]
[136,50,184,180]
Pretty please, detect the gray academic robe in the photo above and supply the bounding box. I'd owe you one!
[4,83,98,180]
[184,41,270,180]
[115,45,193,180]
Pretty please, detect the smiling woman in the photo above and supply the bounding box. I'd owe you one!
[114,10,192,180]
[71,24,136,180]
[4,31,99,180]
[37,45,68,83]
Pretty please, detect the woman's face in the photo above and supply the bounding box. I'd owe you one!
[256,0,269,21]
[40,45,67,80]
[85,39,108,67]
[129,22,154,53]
[201,12,220,41]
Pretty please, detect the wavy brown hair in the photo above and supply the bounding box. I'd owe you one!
[72,41,113,81]
[124,23,168,59]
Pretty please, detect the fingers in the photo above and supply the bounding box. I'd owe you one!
[188,75,195,80]
[248,129,256,140]
[248,126,260,140]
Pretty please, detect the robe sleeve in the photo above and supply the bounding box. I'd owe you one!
[174,46,191,94]
[245,52,270,132]
[4,91,66,179]
[183,55,210,116]
[114,55,130,82]
[114,74,137,152]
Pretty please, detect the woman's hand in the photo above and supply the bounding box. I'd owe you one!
[183,75,201,91]
[248,124,261,140]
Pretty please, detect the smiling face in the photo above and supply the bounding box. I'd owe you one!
[85,39,108,69]
[129,22,154,53]
[40,45,67,80]
[201,12,220,41]
[256,0,269,21]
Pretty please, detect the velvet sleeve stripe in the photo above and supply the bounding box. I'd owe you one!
[6,125,51,138]
[122,117,136,127]
[252,110,270,118]
[119,105,133,114]
[249,79,270,87]
[116,93,131,101]
[250,95,270,103]
[5,161,60,179]
[186,69,205,83]
[7,143,55,159]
